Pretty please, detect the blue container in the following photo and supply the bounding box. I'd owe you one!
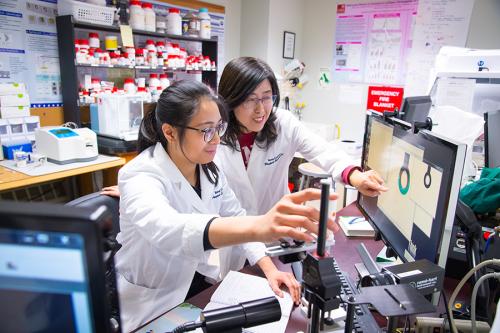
[2,142,33,160]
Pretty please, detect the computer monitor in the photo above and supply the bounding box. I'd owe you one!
[399,96,432,124]
[357,114,466,268]
[0,201,113,332]
[484,109,500,168]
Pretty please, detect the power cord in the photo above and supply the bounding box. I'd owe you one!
[471,272,500,333]
[166,320,203,333]
[441,290,453,330]
[448,259,500,333]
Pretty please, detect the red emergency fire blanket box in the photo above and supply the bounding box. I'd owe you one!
[366,86,404,114]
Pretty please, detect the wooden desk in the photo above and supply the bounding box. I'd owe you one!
[0,156,126,193]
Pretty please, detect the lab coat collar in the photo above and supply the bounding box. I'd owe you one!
[221,142,259,213]
[153,143,213,213]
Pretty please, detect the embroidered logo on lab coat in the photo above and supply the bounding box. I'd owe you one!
[212,188,223,199]
[264,153,284,166]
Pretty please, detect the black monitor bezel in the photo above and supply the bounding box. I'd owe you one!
[484,109,500,168]
[0,201,111,333]
[400,95,432,123]
[356,113,464,266]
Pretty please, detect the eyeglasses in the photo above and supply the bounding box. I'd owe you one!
[176,121,228,143]
[242,95,277,110]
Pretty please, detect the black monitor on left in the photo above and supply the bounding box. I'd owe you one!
[0,201,115,333]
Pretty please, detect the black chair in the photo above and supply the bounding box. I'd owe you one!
[67,192,122,331]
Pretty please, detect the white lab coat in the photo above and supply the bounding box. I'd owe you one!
[215,108,354,215]
[115,142,265,332]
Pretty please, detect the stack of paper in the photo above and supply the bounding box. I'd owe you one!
[199,271,293,333]
[338,216,375,237]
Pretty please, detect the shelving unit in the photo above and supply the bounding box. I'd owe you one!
[56,15,218,127]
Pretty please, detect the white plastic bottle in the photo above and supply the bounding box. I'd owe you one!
[142,2,156,32]
[198,8,211,39]
[166,8,182,35]
[159,74,170,90]
[129,1,145,31]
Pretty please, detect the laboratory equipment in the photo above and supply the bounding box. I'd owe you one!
[168,297,281,333]
[35,126,98,164]
[357,113,466,268]
[0,201,116,332]
[484,109,500,168]
[92,94,143,141]
[399,95,432,125]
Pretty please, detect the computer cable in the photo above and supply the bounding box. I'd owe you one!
[441,289,453,331]
[471,272,500,333]
[448,259,500,333]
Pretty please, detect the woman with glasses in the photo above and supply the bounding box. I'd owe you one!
[115,80,338,331]
[216,57,387,217]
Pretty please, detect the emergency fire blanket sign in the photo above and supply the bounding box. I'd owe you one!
[366,86,404,113]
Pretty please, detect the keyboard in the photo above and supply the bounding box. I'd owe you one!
[293,259,382,332]
[333,259,382,333]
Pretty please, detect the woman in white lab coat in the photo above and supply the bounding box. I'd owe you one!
[216,57,387,216]
[115,80,336,331]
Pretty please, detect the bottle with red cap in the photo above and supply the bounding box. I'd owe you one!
[135,48,145,66]
[89,32,100,48]
[142,2,156,32]
[148,73,160,90]
[129,1,145,31]
[145,39,156,53]
[124,78,136,94]
[159,74,170,90]
[166,8,182,35]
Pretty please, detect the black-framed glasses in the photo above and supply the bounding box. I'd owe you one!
[175,121,228,142]
[242,95,277,110]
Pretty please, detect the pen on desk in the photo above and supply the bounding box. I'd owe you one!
[384,287,406,310]
[348,217,365,224]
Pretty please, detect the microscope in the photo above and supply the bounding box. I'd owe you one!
[267,179,439,333]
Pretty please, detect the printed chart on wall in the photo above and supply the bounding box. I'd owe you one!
[333,0,417,85]
[403,0,474,97]
[149,0,225,83]
[0,0,61,107]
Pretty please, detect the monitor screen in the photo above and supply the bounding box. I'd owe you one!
[0,202,111,333]
[357,114,466,267]
[484,109,500,168]
[400,96,432,124]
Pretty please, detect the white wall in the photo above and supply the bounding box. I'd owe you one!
[466,0,500,49]
[301,0,368,142]
[233,0,500,142]
[240,0,270,60]
[299,0,500,143]
[266,0,304,75]
[203,0,242,65]
[239,0,304,76]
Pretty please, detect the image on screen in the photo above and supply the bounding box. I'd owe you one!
[0,229,93,333]
[358,115,465,265]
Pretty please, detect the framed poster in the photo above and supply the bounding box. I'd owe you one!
[283,31,295,59]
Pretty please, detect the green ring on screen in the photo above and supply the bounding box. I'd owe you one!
[398,167,410,195]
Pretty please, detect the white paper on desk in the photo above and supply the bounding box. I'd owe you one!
[199,271,293,333]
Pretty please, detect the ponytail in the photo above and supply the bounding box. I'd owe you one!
[138,105,164,153]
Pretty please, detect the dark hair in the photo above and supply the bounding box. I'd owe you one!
[218,57,280,151]
[138,80,227,185]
